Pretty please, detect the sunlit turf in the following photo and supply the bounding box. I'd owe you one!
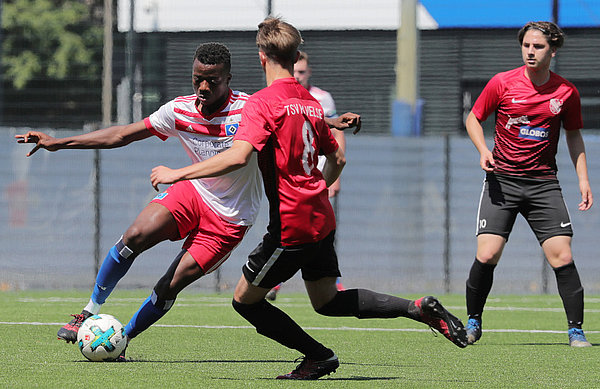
[1,290,597,388]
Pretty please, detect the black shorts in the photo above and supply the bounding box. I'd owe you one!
[242,230,341,289]
[476,173,573,244]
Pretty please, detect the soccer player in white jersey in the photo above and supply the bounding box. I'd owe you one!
[15,43,261,360]
[17,42,362,361]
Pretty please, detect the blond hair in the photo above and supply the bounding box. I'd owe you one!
[256,17,303,65]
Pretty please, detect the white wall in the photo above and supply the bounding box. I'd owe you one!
[117,0,438,32]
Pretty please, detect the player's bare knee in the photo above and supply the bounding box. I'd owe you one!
[475,251,500,264]
[551,255,573,269]
[122,226,147,252]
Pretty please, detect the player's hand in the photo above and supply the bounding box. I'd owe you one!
[15,131,58,156]
[480,150,495,172]
[578,180,593,211]
[329,112,362,134]
[328,180,341,198]
[150,165,179,191]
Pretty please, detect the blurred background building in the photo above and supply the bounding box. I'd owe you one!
[1,1,599,293]
[1,0,598,134]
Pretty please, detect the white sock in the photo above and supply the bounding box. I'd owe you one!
[84,299,102,315]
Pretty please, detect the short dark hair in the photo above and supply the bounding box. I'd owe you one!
[518,21,564,49]
[194,43,232,73]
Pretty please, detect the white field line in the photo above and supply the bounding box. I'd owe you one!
[0,321,599,334]
[13,297,600,313]
[5,296,600,334]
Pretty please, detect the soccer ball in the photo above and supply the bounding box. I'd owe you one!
[77,314,127,361]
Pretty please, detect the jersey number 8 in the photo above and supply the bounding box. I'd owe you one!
[301,120,317,175]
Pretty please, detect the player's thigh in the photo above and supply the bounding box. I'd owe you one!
[124,202,179,251]
[140,180,210,246]
[523,180,573,244]
[476,174,519,240]
[242,237,304,289]
[302,231,341,309]
[541,235,573,268]
[476,234,507,264]
[183,207,248,275]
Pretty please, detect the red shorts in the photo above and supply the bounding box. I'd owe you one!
[151,180,249,274]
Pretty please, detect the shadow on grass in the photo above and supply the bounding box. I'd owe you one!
[74,359,289,364]
[213,376,403,382]
[467,342,597,347]
[75,359,420,366]
[72,359,477,382]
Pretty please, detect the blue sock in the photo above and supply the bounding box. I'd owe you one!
[91,238,136,305]
[124,291,173,339]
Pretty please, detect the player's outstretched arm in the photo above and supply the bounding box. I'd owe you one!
[151,140,255,191]
[15,121,151,157]
[326,112,361,134]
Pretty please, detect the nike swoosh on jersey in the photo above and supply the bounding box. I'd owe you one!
[512,98,527,103]
[560,222,571,228]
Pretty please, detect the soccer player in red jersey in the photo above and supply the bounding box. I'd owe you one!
[151,17,468,380]
[464,21,593,347]
[294,50,346,199]
[266,50,346,301]
[15,43,262,359]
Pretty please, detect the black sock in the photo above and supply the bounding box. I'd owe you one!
[553,262,584,329]
[315,289,412,319]
[466,258,496,318]
[232,299,333,360]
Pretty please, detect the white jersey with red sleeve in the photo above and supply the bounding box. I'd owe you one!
[144,90,262,226]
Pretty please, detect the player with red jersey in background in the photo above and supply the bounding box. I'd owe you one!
[150,17,468,380]
[464,21,593,347]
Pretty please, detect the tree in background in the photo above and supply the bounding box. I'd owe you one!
[2,0,103,89]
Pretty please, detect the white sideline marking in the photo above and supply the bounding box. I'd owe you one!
[13,297,600,313]
[6,297,600,334]
[0,321,599,335]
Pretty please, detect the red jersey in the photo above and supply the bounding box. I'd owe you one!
[472,66,583,178]
[235,77,339,246]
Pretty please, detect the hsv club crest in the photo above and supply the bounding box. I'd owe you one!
[549,98,563,114]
